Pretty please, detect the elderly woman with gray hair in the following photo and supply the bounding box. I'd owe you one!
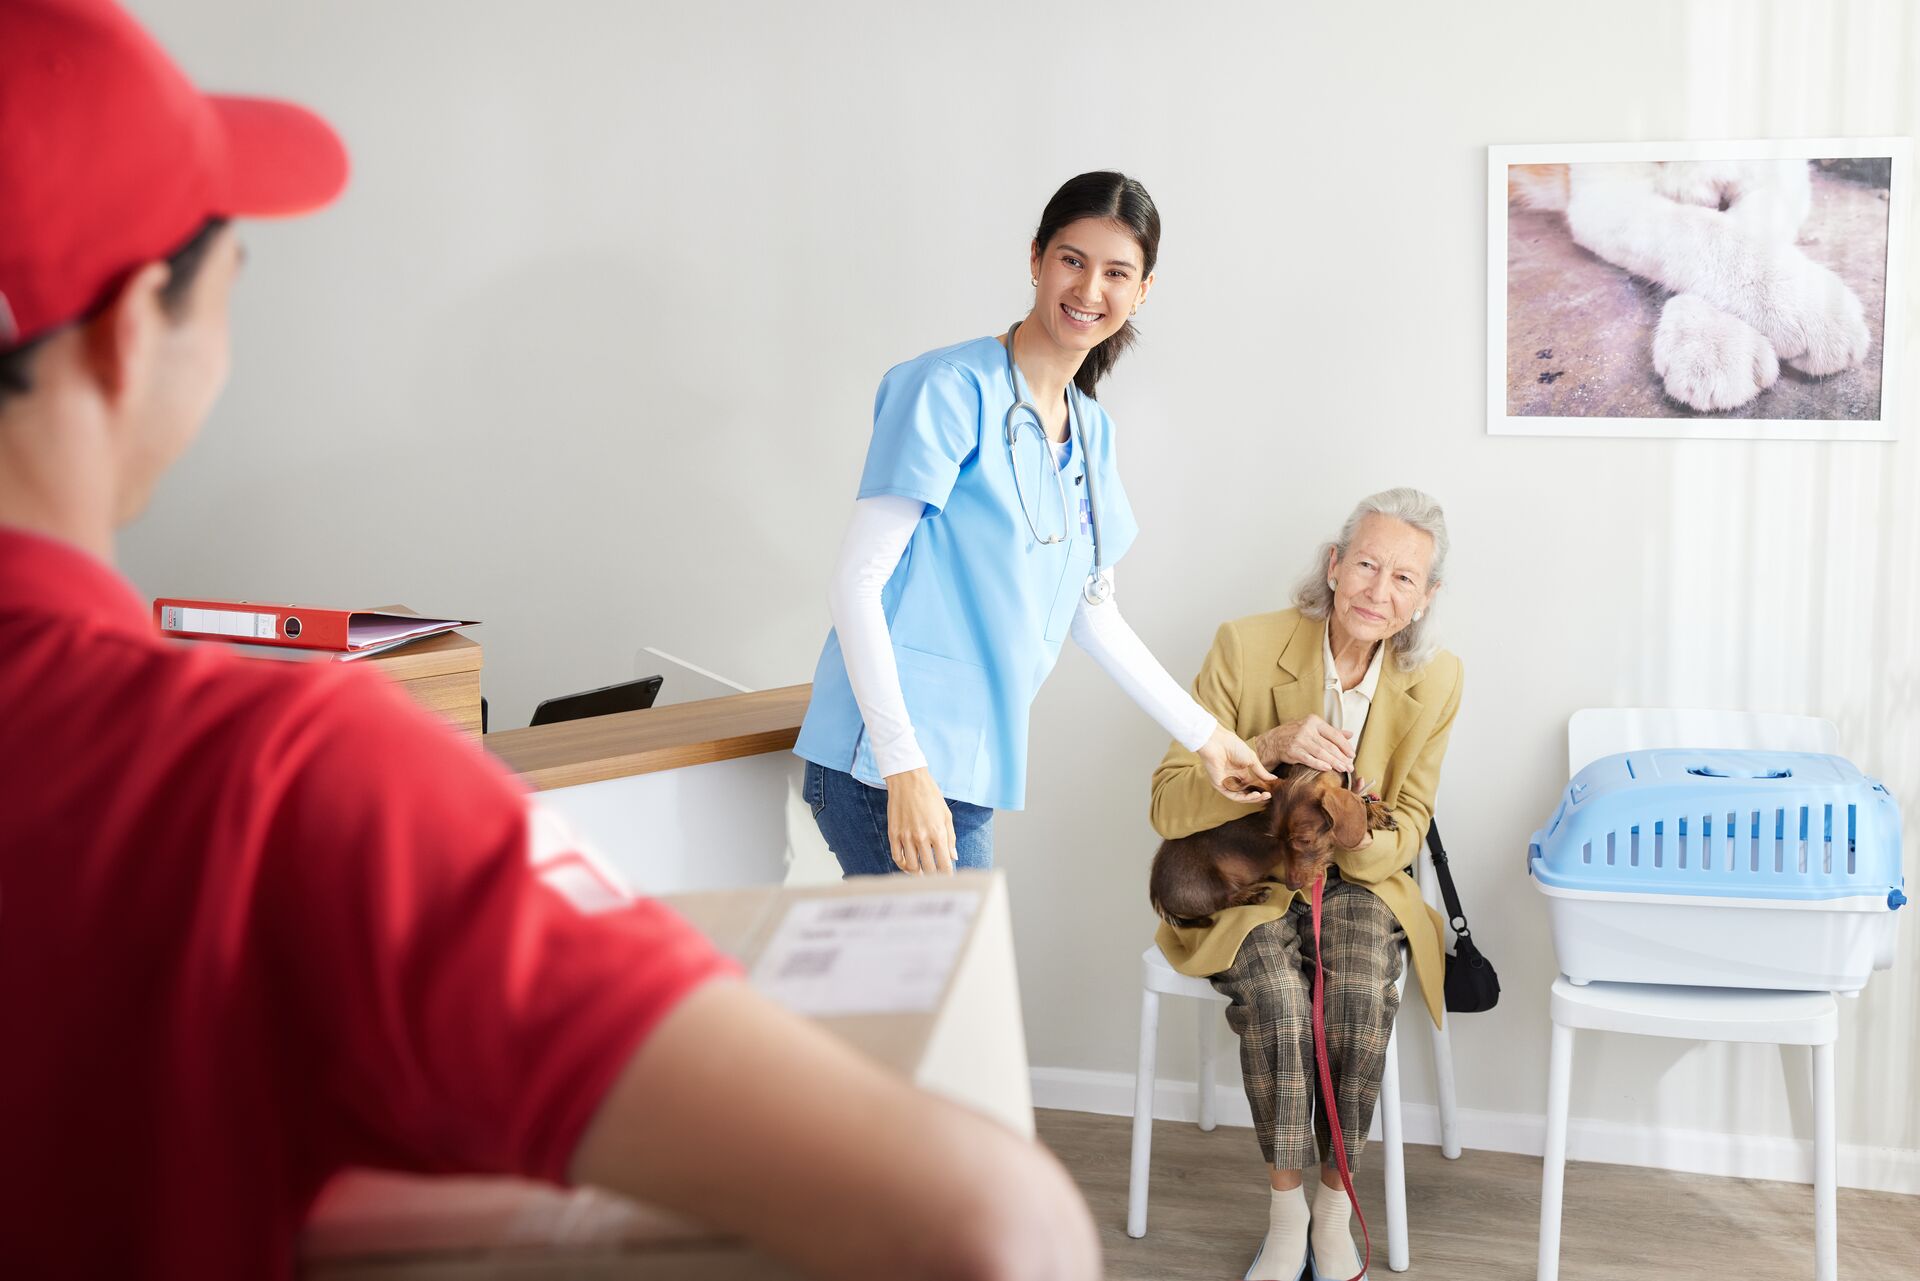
[1149,487,1463,1281]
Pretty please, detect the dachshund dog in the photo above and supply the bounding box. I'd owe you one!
[1149,766,1397,927]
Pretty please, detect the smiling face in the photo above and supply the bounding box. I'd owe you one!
[1326,512,1438,648]
[1027,216,1151,355]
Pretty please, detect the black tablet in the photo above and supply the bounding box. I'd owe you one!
[529,675,664,727]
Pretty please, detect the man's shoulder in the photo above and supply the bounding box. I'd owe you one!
[121,638,502,802]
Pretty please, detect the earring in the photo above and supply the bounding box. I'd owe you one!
[1328,581,1337,591]
[1130,304,1138,316]
[1413,610,1424,622]
[1030,277,1037,287]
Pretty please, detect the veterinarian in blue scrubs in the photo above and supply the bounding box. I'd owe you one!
[795,171,1277,876]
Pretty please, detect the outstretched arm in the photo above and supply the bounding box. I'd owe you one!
[571,980,1100,1281]
[1073,587,1275,807]
[1068,578,1216,750]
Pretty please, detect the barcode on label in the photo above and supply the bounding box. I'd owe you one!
[778,948,840,979]
[816,899,960,922]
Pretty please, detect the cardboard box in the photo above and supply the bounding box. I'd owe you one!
[300,870,1029,1279]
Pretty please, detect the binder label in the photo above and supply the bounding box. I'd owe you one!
[164,605,277,639]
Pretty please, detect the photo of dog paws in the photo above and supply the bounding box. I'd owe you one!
[1505,155,1890,423]
[1651,293,1781,411]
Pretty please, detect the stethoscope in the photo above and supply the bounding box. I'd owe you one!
[1002,323,1113,606]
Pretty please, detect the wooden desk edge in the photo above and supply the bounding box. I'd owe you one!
[486,684,811,791]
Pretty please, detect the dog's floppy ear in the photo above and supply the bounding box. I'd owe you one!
[1320,785,1371,850]
[1264,766,1317,841]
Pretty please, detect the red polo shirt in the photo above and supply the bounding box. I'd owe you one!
[0,526,736,1277]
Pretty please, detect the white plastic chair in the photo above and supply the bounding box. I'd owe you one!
[1537,708,1842,1281]
[1127,850,1463,1273]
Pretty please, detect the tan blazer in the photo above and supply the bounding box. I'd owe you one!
[1150,608,1464,1028]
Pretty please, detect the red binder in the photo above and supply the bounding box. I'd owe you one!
[153,597,478,659]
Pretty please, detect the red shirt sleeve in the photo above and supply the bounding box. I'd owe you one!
[253,667,738,1184]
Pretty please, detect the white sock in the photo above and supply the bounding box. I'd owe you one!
[1251,1184,1310,1280]
[1310,1182,1363,1278]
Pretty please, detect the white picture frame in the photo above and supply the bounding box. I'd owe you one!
[1487,137,1910,440]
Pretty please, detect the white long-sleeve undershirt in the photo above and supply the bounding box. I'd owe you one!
[826,494,1219,781]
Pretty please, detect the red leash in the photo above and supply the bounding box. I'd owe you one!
[1311,874,1370,1281]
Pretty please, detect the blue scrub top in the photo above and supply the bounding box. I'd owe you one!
[794,335,1139,812]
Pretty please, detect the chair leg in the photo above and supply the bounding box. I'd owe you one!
[1813,1041,1837,1281]
[1380,1018,1409,1272]
[1197,1001,1218,1133]
[1537,1021,1574,1281]
[1127,986,1161,1240]
[1429,1011,1463,1160]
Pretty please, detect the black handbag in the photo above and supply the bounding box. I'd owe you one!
[1426,818,1501,1013]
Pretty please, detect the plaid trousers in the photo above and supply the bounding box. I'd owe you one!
[1209,871,1405,1169]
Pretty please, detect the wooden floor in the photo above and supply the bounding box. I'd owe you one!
[1036,1109,1915,1281]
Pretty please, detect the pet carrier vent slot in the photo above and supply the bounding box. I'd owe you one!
[1676,817,1687,869]
[1750,810,1761,872]
[1581,840,1592,864]
[1847,804,1857,874]
[1653,821,1663,868]
[1774,809,1786,873]
[1726,812,1736,875]
[1630,826,1640,867]
[1822,803,1834,874]
[1606,832,1616,865]
[1701,813,1713,869]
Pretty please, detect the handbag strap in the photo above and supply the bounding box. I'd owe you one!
[1424,818,1472,937]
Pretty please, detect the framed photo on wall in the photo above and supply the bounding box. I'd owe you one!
[1487,137,1910,440]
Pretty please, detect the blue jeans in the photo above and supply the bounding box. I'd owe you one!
[802,760,995,876]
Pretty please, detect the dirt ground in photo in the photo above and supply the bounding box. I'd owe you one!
[1504,169,1890,421]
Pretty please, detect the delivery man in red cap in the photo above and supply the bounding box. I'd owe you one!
[0,2,1100,1277]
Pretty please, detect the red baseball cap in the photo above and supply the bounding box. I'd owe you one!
[0,0,349,349]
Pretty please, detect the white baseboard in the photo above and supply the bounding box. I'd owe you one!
[1030,1066,1920,1196]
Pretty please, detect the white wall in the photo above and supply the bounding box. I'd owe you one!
[124,1,1919,1186]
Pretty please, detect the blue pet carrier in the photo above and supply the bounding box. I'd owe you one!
[1529,749,1905,991]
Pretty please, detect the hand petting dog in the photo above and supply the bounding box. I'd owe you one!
[1196,724,1281,803]
[1148,766,1397,927]
[1254,714,1356,776]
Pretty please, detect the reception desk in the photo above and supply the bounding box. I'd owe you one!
[485,684,823,894]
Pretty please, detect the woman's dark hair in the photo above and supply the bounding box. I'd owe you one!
[1033,171,1160,398]
[0,217,229,409]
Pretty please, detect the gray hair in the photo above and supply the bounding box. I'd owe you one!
[1292,487,1449,673]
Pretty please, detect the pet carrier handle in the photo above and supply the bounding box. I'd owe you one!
[1686,765,1793,779]
[1426,819,1472,935]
